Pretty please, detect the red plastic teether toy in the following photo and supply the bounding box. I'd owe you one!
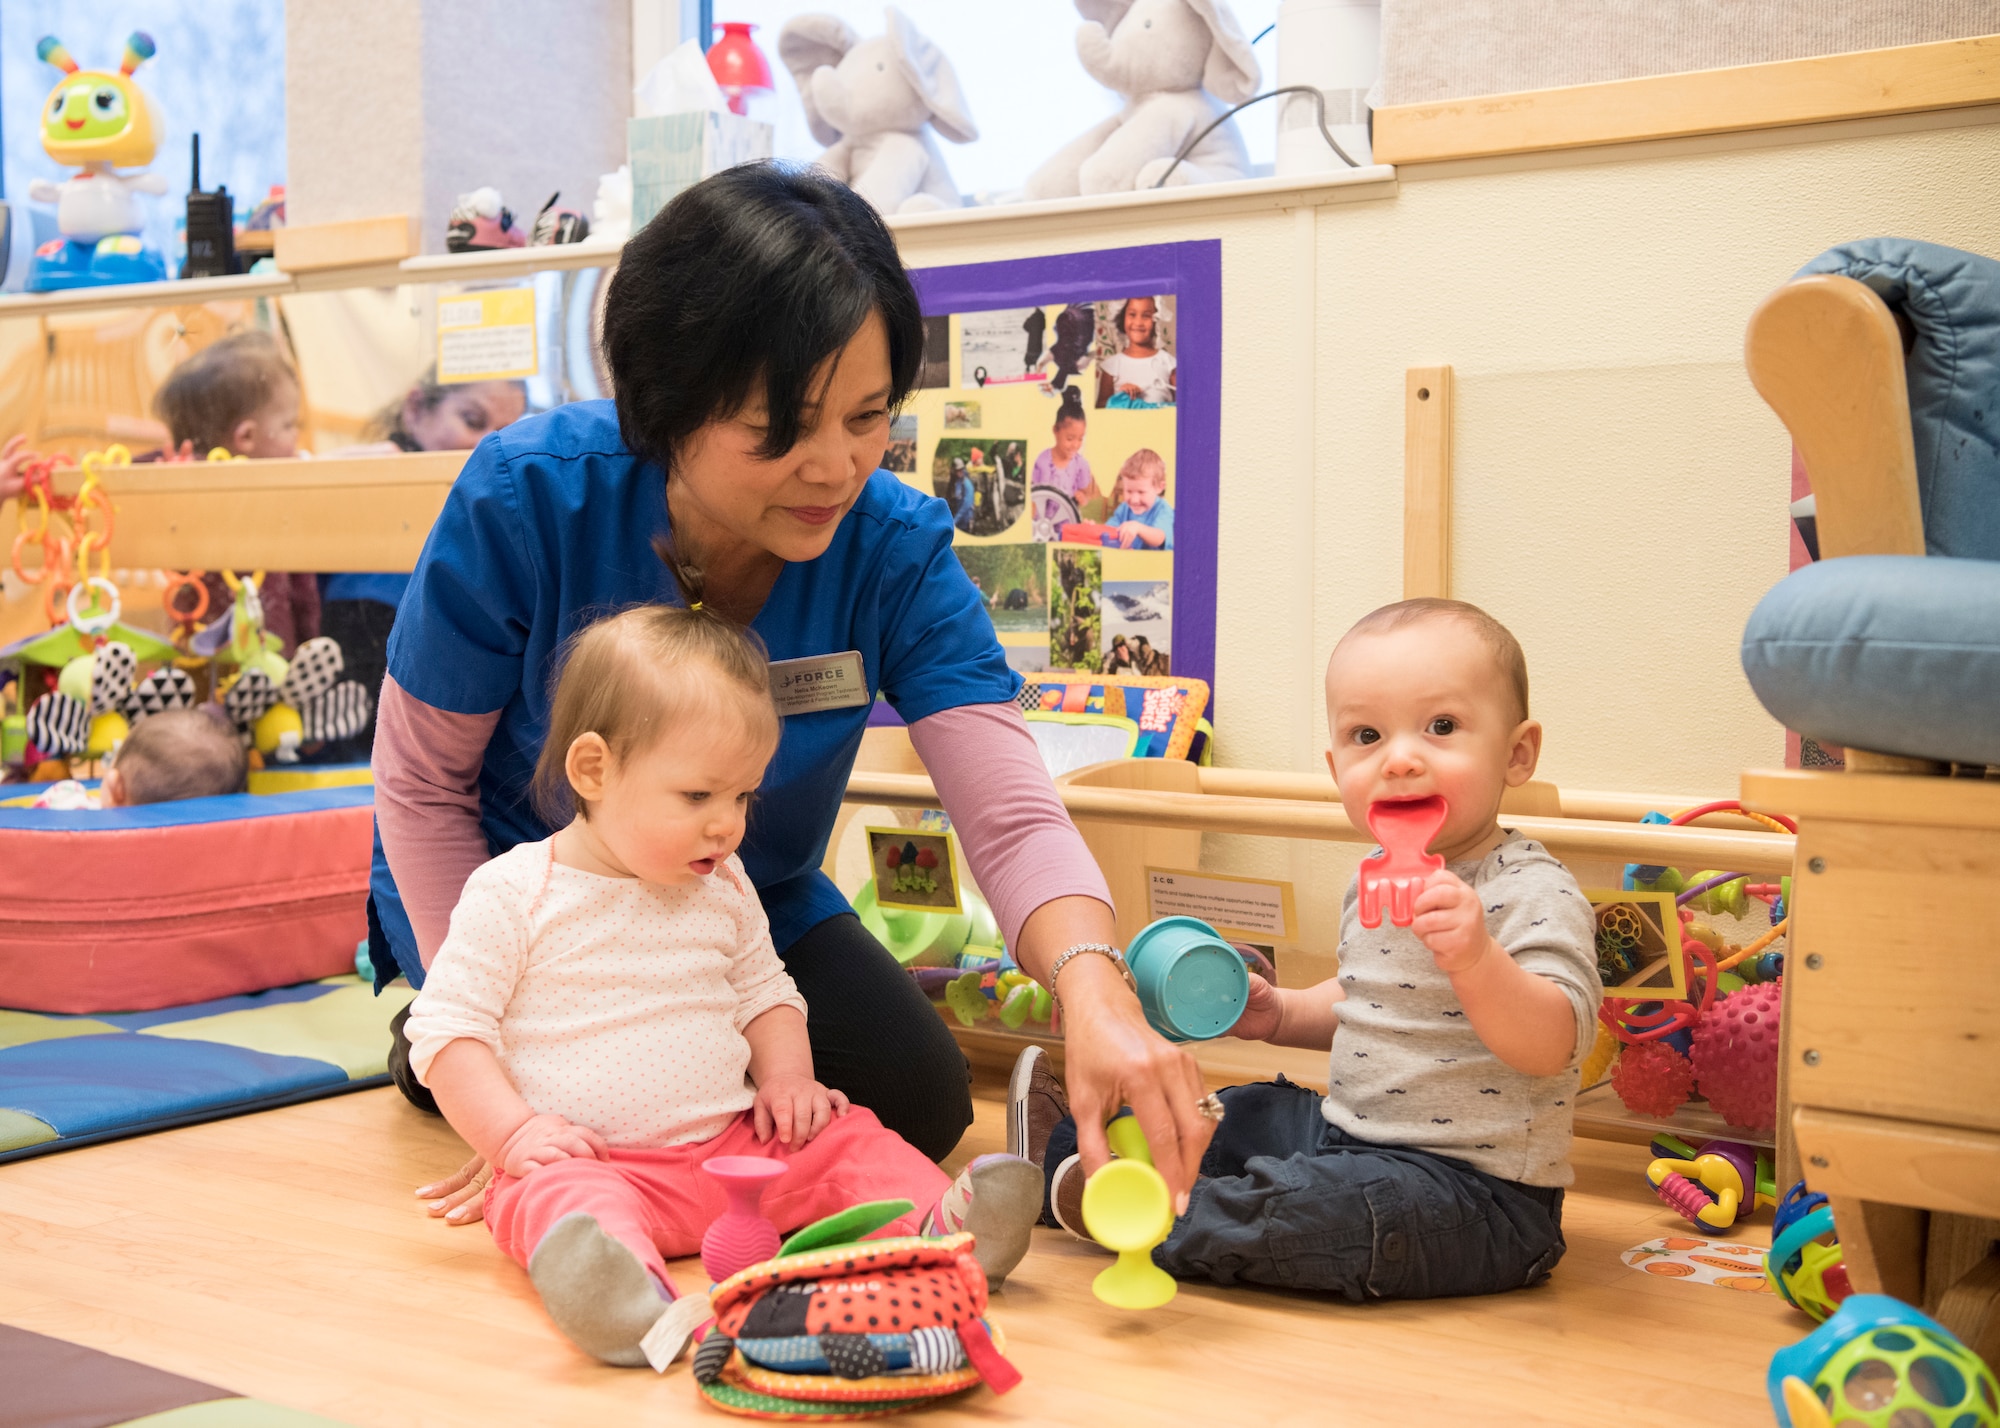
[1358,796,1449,928]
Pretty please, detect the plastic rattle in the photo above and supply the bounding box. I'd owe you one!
[1081,1115,1178,1310]
[1768,1294,2000,1428]
[1646,1134,1775,1231]
[700,1155,787,1283]
[1358,795,1449,928]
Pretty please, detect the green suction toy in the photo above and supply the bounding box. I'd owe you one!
[1081,1115,1178,1310]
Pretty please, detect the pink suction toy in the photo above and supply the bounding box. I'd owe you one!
[1358,796,1449,928]
[701,1155,787,1283]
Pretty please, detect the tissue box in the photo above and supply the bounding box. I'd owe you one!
[628,113,775,230]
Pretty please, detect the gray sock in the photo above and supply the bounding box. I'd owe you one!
[526,1212,670,1366]
[955,1154,1045,1289]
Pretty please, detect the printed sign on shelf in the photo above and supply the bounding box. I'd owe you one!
[1146,868,1295,940]
[437,287,537,383]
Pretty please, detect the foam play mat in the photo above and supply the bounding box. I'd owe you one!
[0,974,413,1163]
[0,1323,350,1427]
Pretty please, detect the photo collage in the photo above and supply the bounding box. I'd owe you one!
[891,297,1180,676]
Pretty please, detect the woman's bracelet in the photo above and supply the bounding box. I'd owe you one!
[1047,941,1136,1015]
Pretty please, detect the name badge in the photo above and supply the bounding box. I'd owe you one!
[768,651,869,716]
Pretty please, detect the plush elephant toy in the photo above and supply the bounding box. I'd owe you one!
[1026,0,1260,198]
[778,8,978,215]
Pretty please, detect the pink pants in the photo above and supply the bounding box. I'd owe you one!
[484,1107,951,1289]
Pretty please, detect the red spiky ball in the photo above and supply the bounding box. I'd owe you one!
[1690,980,1783,1132]
[1611,1040,1694,1117]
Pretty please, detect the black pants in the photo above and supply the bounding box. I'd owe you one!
[387,911,974,1163]
[1043,1078,1566,1301]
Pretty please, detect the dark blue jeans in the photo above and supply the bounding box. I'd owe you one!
[1044,1078,1566,1301]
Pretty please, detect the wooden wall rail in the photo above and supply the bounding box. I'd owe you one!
[8,451,467,574]
[1373,32,2000,166]
[844,769,1796,875]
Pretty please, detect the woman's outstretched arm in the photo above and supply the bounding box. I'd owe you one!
[909,703,1215,1208]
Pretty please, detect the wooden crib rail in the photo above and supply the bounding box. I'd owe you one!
[843,769,1796,876]
[1192,767,1773,829]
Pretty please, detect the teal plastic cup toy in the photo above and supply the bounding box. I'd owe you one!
[1124,915,1251,1042]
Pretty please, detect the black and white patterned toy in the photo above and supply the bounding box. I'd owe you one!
[300,681,373,743]
[88,641,137,715]
[221,667,281,731]
[279,637,345,707]
[124,666,198,722]
[25,691,90,757]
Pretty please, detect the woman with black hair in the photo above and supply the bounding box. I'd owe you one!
[372,164,1215,1225]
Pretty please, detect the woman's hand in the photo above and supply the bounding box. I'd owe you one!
[753,1073,850,1147]
[416,1153,493,1225]
[495,1111,611,1178]
[1057,954,1213,1214]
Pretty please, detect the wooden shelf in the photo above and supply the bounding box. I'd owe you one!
[0,237,626,321]
[847,769,1798,874]
[3,450,468,573]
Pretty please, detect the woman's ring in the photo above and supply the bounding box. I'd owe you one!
[1197,1092,1225,1123]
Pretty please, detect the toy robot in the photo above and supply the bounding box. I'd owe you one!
[27,33,170,292]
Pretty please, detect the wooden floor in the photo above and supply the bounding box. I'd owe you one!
[0,1080,1801,1426]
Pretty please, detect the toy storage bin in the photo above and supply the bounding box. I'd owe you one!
[0,784,374,1014]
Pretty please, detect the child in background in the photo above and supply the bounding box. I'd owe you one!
[1017,599,1596,1301]
[32,708,246,809]
[1095,297,1176,408]
[404,601,1040,1368]
[1030,388,1102,515]
[152,332,319,657]
[1107,448,1175,550]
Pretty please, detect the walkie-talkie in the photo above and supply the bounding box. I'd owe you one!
[181,133,236,279]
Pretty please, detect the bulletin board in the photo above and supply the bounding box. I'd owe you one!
[870,242,1220,722]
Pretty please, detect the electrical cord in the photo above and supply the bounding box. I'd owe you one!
[1151,84,1359,188]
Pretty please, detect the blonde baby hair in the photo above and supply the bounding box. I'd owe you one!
[1116,447,1167,494]
[530,593,781,825]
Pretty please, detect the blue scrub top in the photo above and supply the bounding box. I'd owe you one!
[370,400,1019,986]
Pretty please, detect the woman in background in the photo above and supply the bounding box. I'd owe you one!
[317,372,527,760]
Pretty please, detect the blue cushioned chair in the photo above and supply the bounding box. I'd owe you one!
[1741,238,2000,770]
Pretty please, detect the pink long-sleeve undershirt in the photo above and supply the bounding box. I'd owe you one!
[372,677,1112,968]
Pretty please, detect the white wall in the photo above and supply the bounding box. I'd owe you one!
[889,111,2000,948]
[287,0,630,251]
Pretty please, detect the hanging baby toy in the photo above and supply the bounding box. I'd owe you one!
[27,32,170,292]
[8,446,188,776]
[204,573,373,765]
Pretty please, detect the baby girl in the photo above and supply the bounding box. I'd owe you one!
[404,601,1038,1368]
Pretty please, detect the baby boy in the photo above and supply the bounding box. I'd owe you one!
[1020,598,1597,1300]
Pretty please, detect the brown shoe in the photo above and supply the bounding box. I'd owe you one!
[1048,1154,1097,1244]
[1007,1044,1068,1170]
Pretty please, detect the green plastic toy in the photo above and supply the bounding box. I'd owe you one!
[1081,1115,1178,1310]
[853,878,1003,968]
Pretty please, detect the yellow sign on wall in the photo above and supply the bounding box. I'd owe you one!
[436,287,537,384]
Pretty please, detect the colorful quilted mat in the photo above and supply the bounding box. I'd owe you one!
[0,1323,351,1427]
[696,1226,1021,1420]
[0,974,413,1163]
[1019,673,1210,760]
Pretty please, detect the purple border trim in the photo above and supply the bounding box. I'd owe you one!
[870,240,1222,728]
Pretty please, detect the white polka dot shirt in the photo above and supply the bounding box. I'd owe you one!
[405,838,807,1148]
